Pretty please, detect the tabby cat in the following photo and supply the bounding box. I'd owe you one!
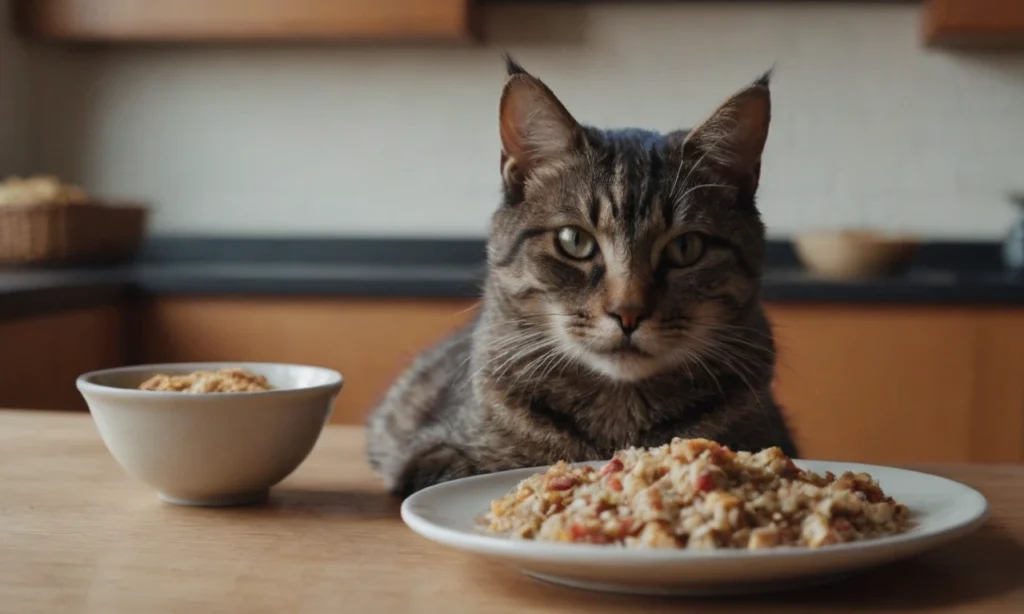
[367,57,797,496]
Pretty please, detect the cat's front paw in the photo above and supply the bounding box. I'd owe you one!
[386,443,476,498]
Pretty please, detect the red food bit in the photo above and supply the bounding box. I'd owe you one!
[695,472,716,493]
[548,476,576,491]
[619,518,635,535]
[569,523,611,544]
[783,459,803,477]
[569,522,589,540]
[600,458,624,475]
[865,490,884,504]
[608,476,623,492]
[649,490,665,511]
[709,445,730,464]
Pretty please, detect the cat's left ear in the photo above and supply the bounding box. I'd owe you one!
[499,55,582,188]
[681,73,771,184]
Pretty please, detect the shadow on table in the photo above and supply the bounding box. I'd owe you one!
[260,488,401,520]
[471,531,1024,613]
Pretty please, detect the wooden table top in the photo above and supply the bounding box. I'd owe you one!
[2,410,1023,614]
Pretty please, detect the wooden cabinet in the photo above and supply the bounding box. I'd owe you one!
[131,297,476,426]
[15,1,1024,48]
[125,297,1024,464]
[0,305,126,411]
[968,312,1024,463]
[770,306,1024,464]
[14,0,478,43]
[924,0,1024,47]
[4,298,1021,464]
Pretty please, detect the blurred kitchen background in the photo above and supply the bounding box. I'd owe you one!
[1,1,1022,465]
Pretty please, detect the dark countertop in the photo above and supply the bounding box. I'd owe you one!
[0,268,131,320]
[1,237,1022,321]
[3,263,1024,322]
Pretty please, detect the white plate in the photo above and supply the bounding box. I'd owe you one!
[401,460,989,596]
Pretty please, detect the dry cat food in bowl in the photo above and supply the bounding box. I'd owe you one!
[484,438,913,550]
[77,362,343,507]
[138,367,274,393]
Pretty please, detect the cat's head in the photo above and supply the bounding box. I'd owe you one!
[486,56,771,383]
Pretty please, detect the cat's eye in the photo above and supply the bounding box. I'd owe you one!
[556,226,597,260]
[663,233,705,268]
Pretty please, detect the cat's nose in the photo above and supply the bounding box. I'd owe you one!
[606,304,649,336]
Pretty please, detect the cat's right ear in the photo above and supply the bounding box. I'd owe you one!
[499,55,582,188]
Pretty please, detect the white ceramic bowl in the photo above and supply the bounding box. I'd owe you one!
[793,230,920,278]
[77,362,343,507]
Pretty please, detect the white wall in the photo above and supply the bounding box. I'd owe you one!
[22,3,1024,238]
[0,0,33,176]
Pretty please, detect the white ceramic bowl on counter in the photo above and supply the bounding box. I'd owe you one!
[793,230,920,278]
[77,362,343,507]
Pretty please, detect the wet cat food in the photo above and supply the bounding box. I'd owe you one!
[484,438,912,550]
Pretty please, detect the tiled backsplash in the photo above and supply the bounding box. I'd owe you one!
[5,2,1024,238]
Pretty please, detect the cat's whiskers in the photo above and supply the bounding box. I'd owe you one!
[449,301,483,319]
[706,331,776,356]
[456,330,551,394]
[468,318,580,387]
[693,319,778,339]
[685,328,773,408]
[510,345,564,392]
[666,319,778,357]
[459,339,551,397]
[525,343,583,400]
[483,333,549,362]
[535,343,576,385]
[504,312,575,323]
[676,350,697,384]
[486,336,557,381]
[666,321,769,405]
[478,330,548,355]
[455,325,532,369]
[690,353,725,399]
[696,344,764,407]
[529,347,563,381]
[683,325,768,371]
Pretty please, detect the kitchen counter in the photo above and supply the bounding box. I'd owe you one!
[0,267,131,320]
[2,409,1023,613]
[1,237,1022,320]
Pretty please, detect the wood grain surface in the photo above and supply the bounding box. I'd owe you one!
[15,0,477,42]
[924,0,1024,47]
[129,298,1024,464]
[131,296,477,425]
[1,410,1021,614]
[0,305,125,411]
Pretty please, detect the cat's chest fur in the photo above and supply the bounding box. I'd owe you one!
[477,364,715,460]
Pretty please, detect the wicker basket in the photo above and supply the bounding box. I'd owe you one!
[0,202,147,266]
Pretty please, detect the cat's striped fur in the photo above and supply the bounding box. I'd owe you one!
[367,57,797,496]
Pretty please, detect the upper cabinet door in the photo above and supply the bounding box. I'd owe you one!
[14,0,479,43]
[924,0,1024,47]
